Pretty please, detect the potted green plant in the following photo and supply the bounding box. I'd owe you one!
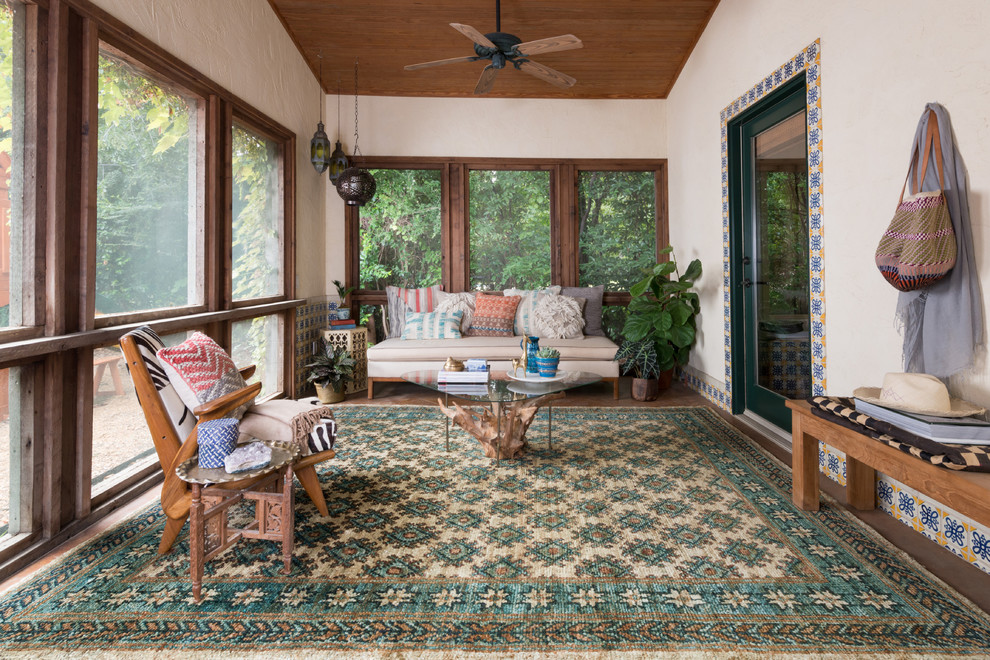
[332,279,355,320]
[534,346,560,377]
[615,246,702,401]
[306,340,357,404]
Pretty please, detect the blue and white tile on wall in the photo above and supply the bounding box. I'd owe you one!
[685,39,824,411]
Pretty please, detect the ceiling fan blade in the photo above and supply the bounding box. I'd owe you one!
[475,66,499,95]
[450,23,497,50]
[405,56,479,71]
[518,60,576,88]
[515,34,583,57]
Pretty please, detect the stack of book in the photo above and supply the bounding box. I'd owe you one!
[329,318,357,330]
[854,399,990,445]
[439,382,491,396]
[438,361,489,383]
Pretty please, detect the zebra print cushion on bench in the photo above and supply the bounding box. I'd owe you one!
[123,326,197,442]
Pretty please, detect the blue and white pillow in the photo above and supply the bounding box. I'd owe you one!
[401,310,464,340]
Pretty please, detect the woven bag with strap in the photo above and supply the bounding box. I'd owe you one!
[875,109,957,291]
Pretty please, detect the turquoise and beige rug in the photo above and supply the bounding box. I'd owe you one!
[2,405,990,658]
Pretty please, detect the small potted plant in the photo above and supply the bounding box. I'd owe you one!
[534,346,560,377]
[333,279,355,320]
[615,246,702,401]
[306,340,356,404]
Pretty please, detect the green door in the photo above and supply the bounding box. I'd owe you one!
[730,79,810,431]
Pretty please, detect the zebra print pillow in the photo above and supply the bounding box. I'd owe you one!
[123,326,197,442]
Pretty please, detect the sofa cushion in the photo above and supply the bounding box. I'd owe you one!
[504,286,560,335]
[560,285,605,337]
[385,284,441,338]
[534,294,586,339]
[434,291,476,333]
[401,310,464,340]
[368,335,619,362]
[464,292,520,337]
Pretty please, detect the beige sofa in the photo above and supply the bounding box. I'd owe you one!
[367,335,620,399]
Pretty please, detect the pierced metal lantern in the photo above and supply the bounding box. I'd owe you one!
[310,121,331,174]
[335,167,377,206]
[328,140,350,184]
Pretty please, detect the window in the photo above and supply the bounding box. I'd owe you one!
[232,124,283,301]
[232,315,282,398]
[469,169,551,290]
[96,46,202,316]
[358,168,442,289]
[0,1,24,331]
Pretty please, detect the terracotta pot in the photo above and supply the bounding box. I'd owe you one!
[315,383,346,404]
[631,377,659,401]
[657,367,675,391]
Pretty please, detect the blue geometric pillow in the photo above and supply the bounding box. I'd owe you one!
[400,310,464,340]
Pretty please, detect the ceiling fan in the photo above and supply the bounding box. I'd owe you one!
[404,0,583,95]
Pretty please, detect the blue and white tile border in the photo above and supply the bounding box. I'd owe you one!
[685,40,825,411]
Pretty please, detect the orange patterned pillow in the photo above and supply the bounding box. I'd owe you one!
[464,293,521,337]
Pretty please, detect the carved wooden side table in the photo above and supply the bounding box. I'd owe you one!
[176,439,300,603]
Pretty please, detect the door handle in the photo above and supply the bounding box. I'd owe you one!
[742,279,768,288]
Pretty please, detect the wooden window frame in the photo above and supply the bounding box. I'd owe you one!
[343,157,668,311]
[0,0,300,580]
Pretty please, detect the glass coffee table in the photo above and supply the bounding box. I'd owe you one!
[402,369,601,461]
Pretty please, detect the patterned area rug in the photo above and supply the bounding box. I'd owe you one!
[3,405,990,658]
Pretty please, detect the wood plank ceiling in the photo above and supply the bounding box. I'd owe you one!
[267,0,721,99]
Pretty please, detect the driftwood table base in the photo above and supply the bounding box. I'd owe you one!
[438,391,565,459]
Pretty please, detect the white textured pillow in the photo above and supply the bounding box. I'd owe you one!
[534,294,586,339]
[504,286,561,336]
[434,291,476,332]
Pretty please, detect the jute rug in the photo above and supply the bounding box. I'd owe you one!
[2,405,990,659]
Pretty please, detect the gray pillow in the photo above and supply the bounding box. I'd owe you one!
[560,285,605,336]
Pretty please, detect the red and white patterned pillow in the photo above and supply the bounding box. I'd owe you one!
[156,332,254,420]
[385,284,442,338]
[464,293,521,337]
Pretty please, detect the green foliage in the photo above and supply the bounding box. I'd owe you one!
[469,170,551,290]
[535,346,559,359]
[95,53,193,314]
[617,246,702,376]
[758,170,809,316]
[613,339,660,380]
[231,125,280,301]
[359,169,442,289]
[578,171,657,291]
[0,4,16,160]
[305,341,356,392]
[333,279,354,302]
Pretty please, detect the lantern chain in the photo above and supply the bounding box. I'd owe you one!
[352,58,362,157]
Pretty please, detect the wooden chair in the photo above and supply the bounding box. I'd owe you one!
[120,327,335,554]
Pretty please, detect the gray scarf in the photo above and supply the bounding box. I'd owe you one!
[896,103,983,376]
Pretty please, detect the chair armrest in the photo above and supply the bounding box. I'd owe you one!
[239,364,256,380]
[194,381,262,421]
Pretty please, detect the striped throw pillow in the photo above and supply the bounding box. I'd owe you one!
[386,284,441,338]
[504,286,561,335]
[401,310,464,340]
[465,293,521,337]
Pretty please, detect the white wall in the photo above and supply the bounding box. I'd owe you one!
[667,0,990,405]
[324,96,667,288]
[90,0,327,298]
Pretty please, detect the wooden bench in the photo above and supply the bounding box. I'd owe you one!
[787,399,990,527]
[94,354,125,395]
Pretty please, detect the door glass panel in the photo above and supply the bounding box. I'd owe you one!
[469,170,551,290]
[753,111,811,399]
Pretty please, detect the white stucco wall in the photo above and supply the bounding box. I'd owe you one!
[90,0,327,299]
[324,96,667,287]
[667,0,990,406]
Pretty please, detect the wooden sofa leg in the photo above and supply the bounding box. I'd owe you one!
[296,464,330,516]
[159,515,187,554]
[612,378,620,399]
[368,378,375,399]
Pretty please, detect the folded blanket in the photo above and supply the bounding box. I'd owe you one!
[239,398,336,456]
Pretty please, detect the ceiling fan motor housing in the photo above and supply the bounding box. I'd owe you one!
[476,32,522,57]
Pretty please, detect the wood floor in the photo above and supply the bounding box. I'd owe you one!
[3,378,990,615]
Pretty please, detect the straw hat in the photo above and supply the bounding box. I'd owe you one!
[853,372,985,418]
